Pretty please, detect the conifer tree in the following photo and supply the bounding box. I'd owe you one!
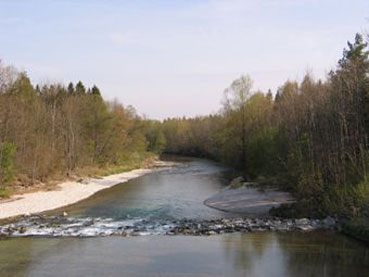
[75,81,86,94]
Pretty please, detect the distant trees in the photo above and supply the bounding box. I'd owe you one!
[144,120,166,154]
[161,33,369,217]
[162,116,218,158]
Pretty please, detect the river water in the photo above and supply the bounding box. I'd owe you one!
[0,157,368,276]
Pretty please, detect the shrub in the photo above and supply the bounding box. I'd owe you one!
[0,142,16,184]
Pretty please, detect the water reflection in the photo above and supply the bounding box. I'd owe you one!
[1,232,368,277]
[221,231,369,277]
[221,232,276,273]
[279,231,369,277]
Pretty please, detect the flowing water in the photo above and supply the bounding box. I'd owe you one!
[55,157,233,221]
[0,157,368,276]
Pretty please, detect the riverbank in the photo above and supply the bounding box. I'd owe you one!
[0,160,174,221]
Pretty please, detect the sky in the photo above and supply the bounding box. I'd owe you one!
[0,0,368,119]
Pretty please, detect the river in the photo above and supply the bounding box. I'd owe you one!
[0,157,368,276]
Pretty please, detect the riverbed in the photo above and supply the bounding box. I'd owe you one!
[0,157,368,276]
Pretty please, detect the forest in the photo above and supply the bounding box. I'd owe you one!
[0,64,165,196]
[1,33,369,228]
[161,33,369,223]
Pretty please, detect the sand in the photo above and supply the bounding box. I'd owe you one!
[204,184,295,216]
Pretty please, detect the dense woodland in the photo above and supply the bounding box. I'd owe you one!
[0,65,165,195]
[161,33,369,219]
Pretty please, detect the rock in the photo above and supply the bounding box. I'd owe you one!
[230,176,244,188]
[77,178,90,184]
[0,215,331,238]
[296,225,313,231]
[322,216,336,227]
[19,226,27,234]
[295,218,310,225]
[310,219,320,227]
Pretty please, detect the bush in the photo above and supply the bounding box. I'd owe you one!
[0,142,16,184]
[342,218,369,243]
[0,187,12,199]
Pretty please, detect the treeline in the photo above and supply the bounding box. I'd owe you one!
[161,33,369,218]
[0,63,165,190]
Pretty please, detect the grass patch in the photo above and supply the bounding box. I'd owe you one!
[100,152,157,177]
[0,187,12,199]
[73,152,158,178]
[100,165,138,176]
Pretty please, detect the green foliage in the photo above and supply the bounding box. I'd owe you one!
[145,121,167,154]
[0,61,162,192]
[84,93,112,164]
[101,152,156,177]
[356,177,369,217]
[90,85,101,96]
[11,72,35,103]
[161,33,369,220]
[342,218,369,243]
[246,127,281,177]
[75,81,86,94]
[67,82,74,94]
[0,142,16,184]
[0,187,12,198]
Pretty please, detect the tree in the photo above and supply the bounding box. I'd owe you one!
[75,81,86,94]
[84,93,111,164]
[145,121,166,154]
[0,60,159,192]
[223,74,253,172]
[0,61,17,94]
[91,85,101,96]
[67,82,75,94]
[11,72,35,103]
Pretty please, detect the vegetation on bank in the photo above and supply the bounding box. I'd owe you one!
[342,218,369,243]
[161,33,369,225]
[0,64,165,197]
[1,33,369,241]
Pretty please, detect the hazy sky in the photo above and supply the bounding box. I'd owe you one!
[0,0,368,119]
